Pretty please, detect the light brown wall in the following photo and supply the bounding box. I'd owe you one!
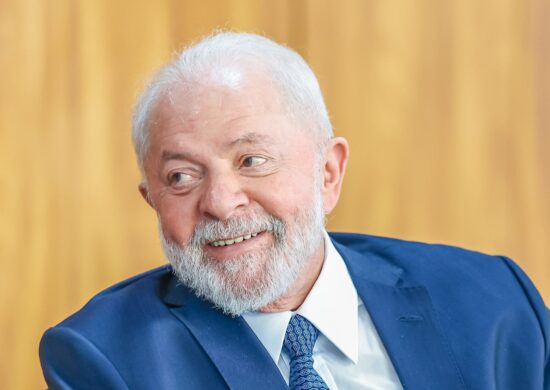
[1,0,548,387]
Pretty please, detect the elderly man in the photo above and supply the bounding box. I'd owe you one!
[40,32,548,389]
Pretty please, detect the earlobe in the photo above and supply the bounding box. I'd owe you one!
[322,137,349,214]
[138,183,155,209]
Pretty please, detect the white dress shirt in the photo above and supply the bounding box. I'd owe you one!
[242,231,403,389]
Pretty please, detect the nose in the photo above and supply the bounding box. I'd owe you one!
[199,171,250,221]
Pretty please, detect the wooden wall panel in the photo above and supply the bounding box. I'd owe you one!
[0,0,548,387]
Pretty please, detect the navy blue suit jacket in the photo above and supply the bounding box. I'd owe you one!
[40,233,550,389]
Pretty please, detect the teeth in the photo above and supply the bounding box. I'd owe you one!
[210,232,261,247]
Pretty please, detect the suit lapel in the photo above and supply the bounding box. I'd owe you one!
[163,280,287,390]
[333,240,466,390]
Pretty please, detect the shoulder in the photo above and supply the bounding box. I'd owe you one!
[330,231,550,358]
[329,231,520,282]
[52,265,174,334]
[39,265,227,388]
[39,265,178,387]
[328,232,541,298]
[330,231,495,261]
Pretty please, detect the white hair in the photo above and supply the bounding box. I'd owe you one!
[131,31,333,172]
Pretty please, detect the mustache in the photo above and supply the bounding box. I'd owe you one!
[187,212,286,246]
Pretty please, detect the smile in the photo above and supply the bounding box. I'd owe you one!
[209,232,261,247]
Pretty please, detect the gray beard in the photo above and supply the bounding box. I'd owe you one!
[159,192,325,317]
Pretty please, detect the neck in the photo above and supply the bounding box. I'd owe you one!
[258,240,325,313]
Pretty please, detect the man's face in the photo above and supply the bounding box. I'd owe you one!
[141,72,327,315]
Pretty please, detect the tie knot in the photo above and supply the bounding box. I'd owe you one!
[283,314,319,358]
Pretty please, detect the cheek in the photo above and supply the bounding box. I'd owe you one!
[249,175,318,218]
[156,197,197,244]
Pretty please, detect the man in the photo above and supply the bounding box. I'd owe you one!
[40,32,549,389]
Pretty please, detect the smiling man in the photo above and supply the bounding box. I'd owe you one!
[142,66,335,318]
[40,32,549,389]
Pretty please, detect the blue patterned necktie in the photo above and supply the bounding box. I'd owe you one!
[283,314,330,390]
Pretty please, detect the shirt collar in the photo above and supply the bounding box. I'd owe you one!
[242,231,359,364]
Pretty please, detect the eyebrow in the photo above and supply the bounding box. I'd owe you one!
[160,132,274,162]
[161,150,193,161]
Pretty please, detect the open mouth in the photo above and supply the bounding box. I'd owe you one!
[208,231,264,247]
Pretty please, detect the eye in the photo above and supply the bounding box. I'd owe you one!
[169,172,193,187]
[241,155,267,168]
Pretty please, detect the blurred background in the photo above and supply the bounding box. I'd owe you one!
[1,0,549,387]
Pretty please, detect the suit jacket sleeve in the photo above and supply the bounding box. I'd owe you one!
[40,326,129,390]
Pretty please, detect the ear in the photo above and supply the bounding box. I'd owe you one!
[321,137,349,214]
[138,182,155,209]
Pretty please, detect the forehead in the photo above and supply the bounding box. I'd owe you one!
[148,72,297,150]
[160,68,282,118]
